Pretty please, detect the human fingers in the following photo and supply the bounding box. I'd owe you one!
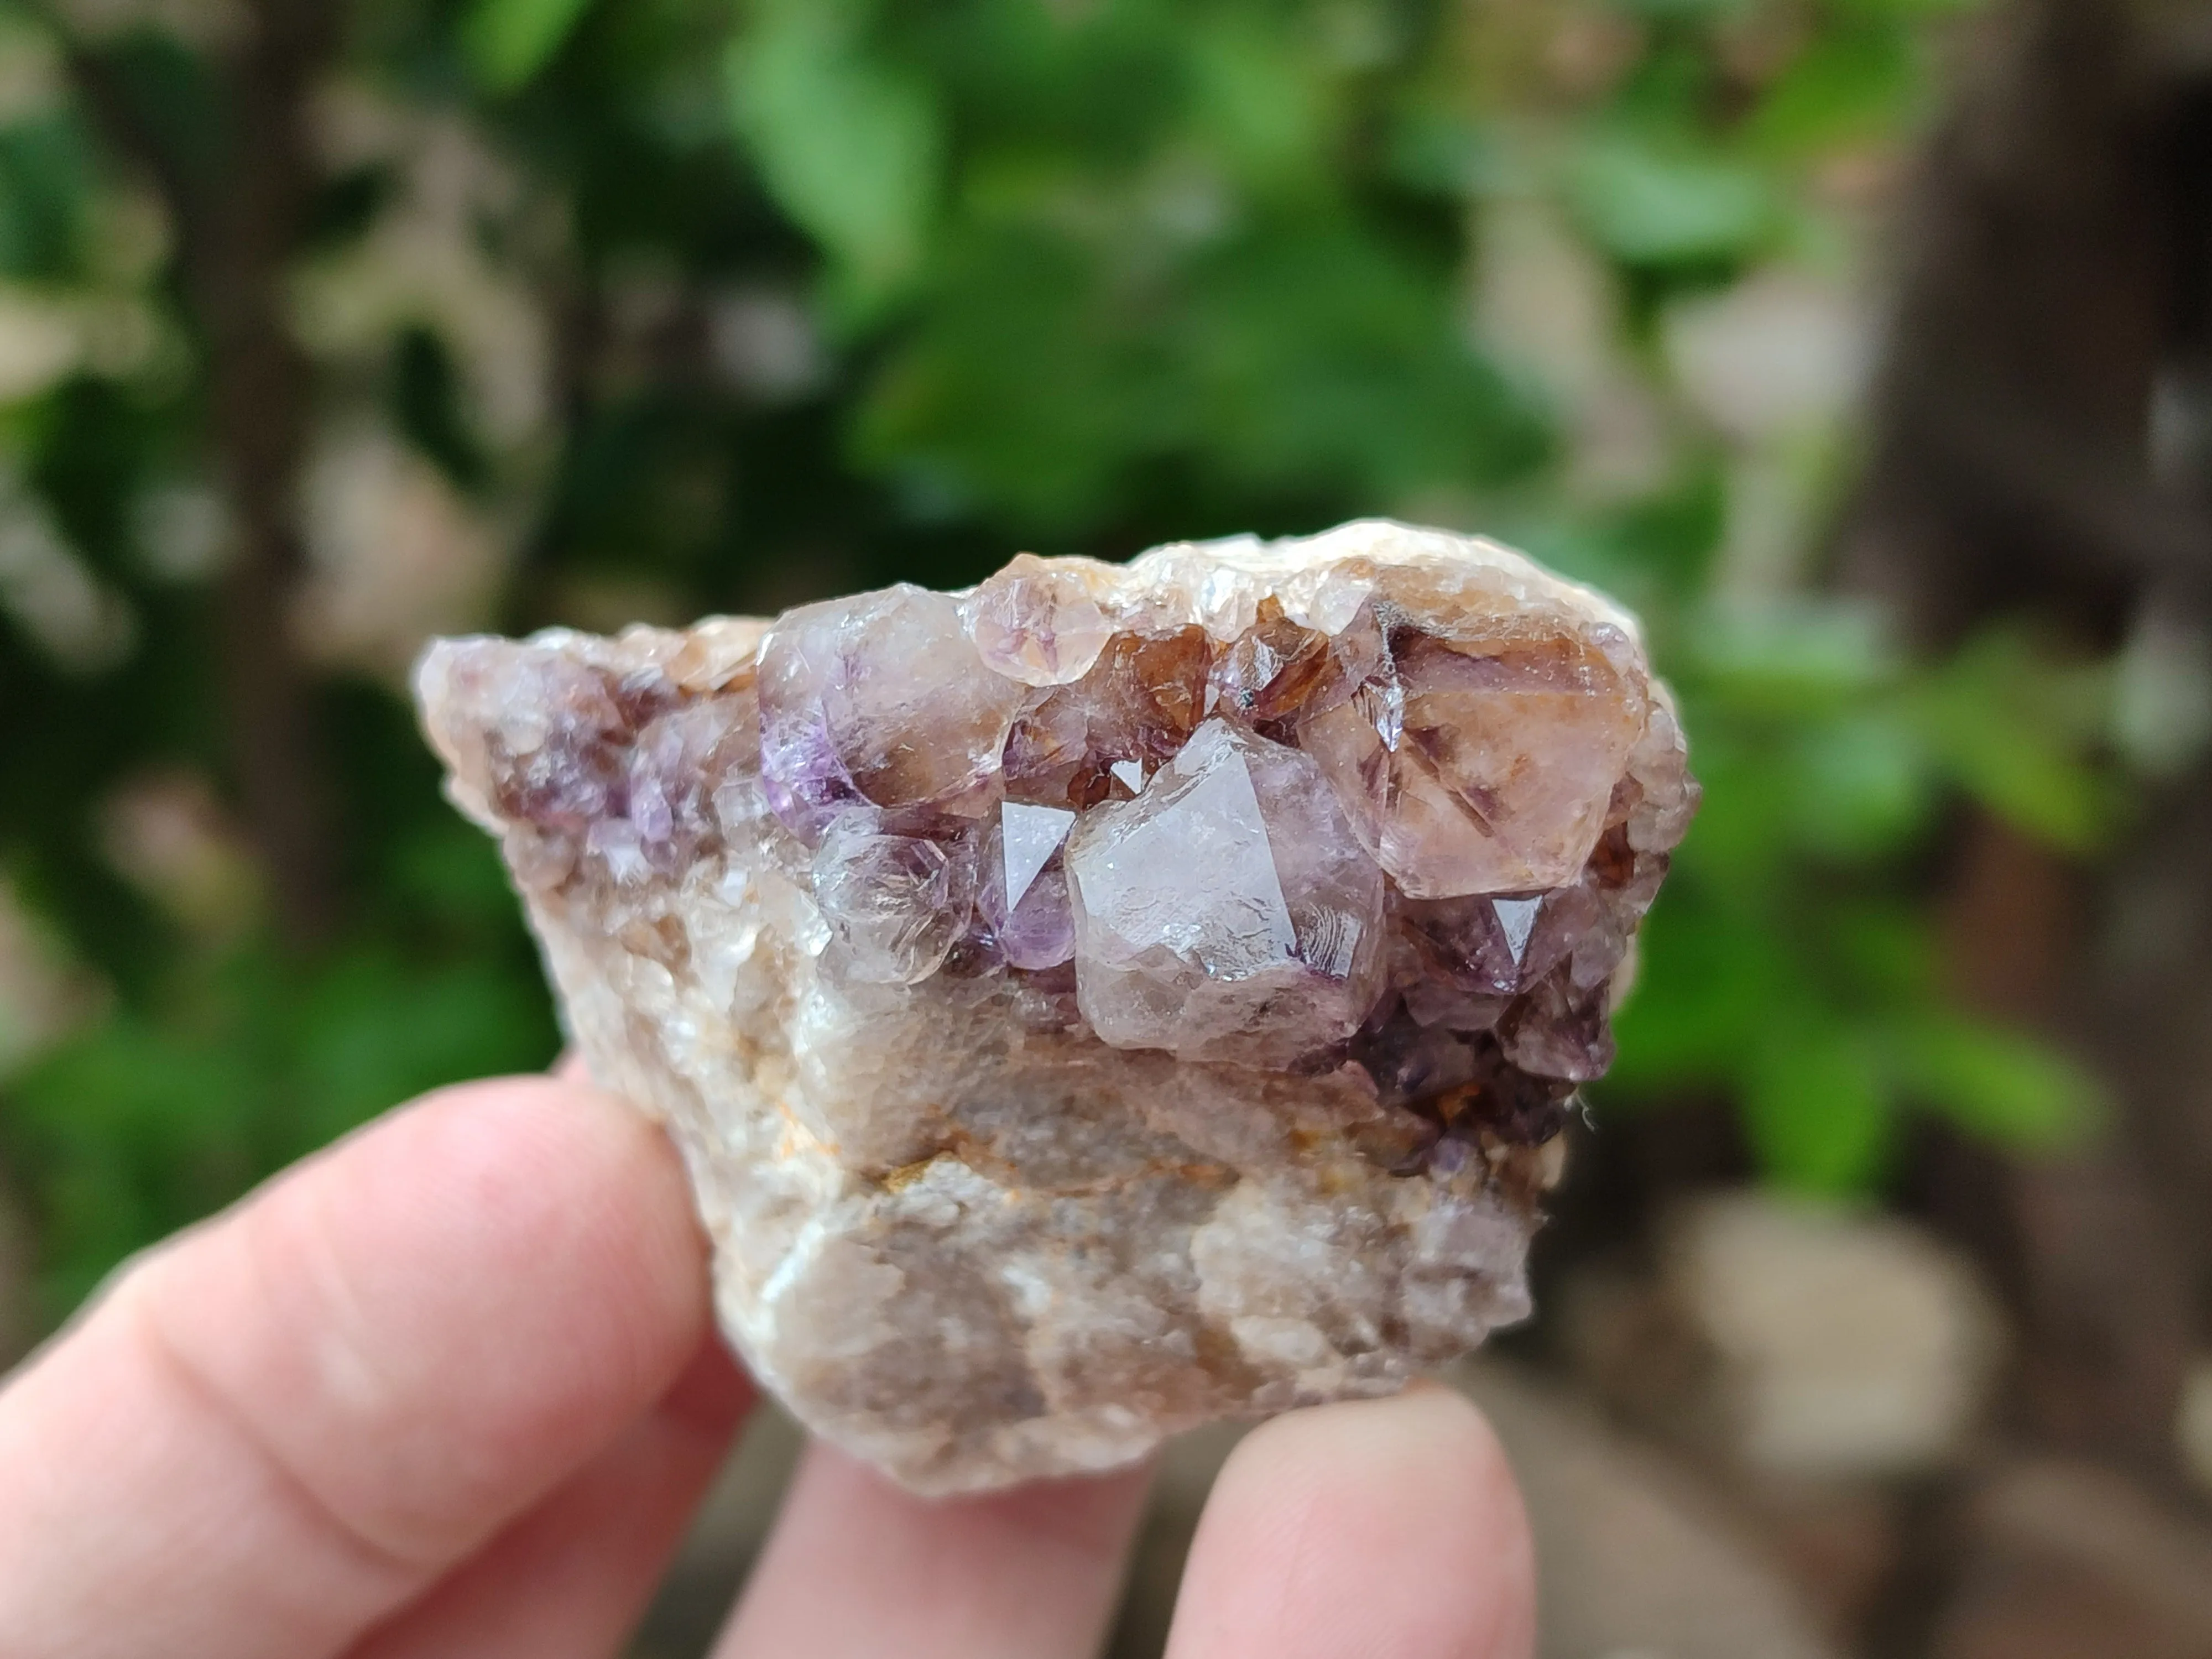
[346,1337,752,1659]
[0,1074,714,1659]
[713,1442,1151,1659]
[1163,1383,1535,1659]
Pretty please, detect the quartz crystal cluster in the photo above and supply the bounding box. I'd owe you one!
[415,520,1695,1493]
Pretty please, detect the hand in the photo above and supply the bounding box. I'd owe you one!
[0,1074,1536,1658]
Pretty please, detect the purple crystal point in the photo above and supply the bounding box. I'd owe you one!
[758,694,865,842]
[1499,967,1615,1082]
[977,801,1077,969]
[963,553,1116,687]
[759,585,1026,843]
[626,696,755,870]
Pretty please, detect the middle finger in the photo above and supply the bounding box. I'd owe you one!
[713,1440,1150,1659]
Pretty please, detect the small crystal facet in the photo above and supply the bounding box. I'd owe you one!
[1301,630,1645,897]
[963,552,1117,687]
[1001,801,1073,908]
[1493,896,1542,966]
[977,801,1078,969]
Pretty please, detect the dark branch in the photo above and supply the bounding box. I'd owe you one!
[55,0,346,948]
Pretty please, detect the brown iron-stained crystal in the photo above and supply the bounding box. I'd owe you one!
[415,520,1696,1494]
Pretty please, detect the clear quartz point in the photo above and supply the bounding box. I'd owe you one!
[812,816,976,984]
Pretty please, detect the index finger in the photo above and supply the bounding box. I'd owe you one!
[0,1074,715,1659]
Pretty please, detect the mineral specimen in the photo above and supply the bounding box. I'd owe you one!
[415,519,1695,1494]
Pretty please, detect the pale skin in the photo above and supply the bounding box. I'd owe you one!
[0,1072,1537,1658]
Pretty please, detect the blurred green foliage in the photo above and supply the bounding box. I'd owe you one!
[0,0,2112,1323]
[1608,607,2112,1191]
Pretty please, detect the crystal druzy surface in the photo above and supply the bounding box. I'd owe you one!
[415,520,1696,1494]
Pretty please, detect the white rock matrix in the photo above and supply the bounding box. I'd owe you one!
[415,520,1696,1494]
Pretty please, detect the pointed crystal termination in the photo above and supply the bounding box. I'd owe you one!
[977,801,1077,969]
[1001,801,1071,909]
[758,585,1027,842]
[1069,720,1385,1065]
[962,552,1118,687]
[1300,627,1646,896]
[413,519,1696,1498]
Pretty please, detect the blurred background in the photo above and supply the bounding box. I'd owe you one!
[0,0,2209,1651]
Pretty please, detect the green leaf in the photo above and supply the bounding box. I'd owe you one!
[1567,137,1777,265]
[1746,26,1919,158]
[1688,597,1896,716]
[726,0,942,316]
[1742,1018,1897,1195]
[1784,711,1934,858]
[463,0,596,93]
[0,117,95,283]
[1830,902,1935,1000]
[1605,893,1794,1091]
[857,221,1164,528]
[1916,628,2118,852]
[1185,17,1334,187]
[1895,1014,2103,1150]
[6,1013,264,1316]
[1662,737,1798,899]
[1385,111,1504,197]
[1183,223,1547,499]
[386,821,526,931]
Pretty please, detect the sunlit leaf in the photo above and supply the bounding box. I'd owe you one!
[1385,109,1502,197]
[1688,597,1897,714]
[1746,25,1920,157]
[293,950,554,1146]
[1606,893,1794,1089]
[1185,17,1334,186]
[1665,733,1798,896]
[1830,903,1934,999]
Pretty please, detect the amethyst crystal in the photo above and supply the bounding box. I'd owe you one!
[757,585,1026,841]
[1067,719,1387,1065]
[975,801,1077,969]
[415,519,1695,1495]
